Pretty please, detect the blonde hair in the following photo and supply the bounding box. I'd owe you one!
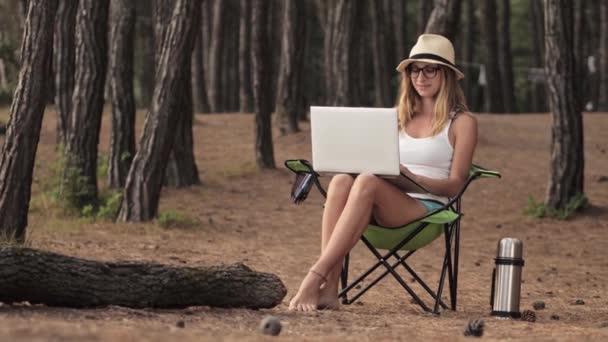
[396,66,468,136]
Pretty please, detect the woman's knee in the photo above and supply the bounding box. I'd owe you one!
[328,174,354,197]
[350,173,379,199]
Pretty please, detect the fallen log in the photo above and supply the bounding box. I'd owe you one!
[0,247,286,309]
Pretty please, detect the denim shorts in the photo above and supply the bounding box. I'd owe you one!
[419,199,443,212]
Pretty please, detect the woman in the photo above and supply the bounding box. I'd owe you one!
[289,34,477,311]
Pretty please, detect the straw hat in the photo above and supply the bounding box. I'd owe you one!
[396,34,464,80]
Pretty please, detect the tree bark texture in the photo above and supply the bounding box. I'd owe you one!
[529,0,547,113]
[543,0,585,210]
[424,0,462,41]
[274,0,306,134]
[135,0,155,108]
[191,15,210,114]
[65,0,109,206]
[326,0,360,106]
[461,0,477,111]
[572,0,586,109]
[392,0,408,64]
[498,0,516,113]
[207,0,225,112]
[155,0,200,188]
[108,0,136,189]
[0,0,57,242]
[480,0,504,113]
[251,0,275,168]
[417,0,433,36]
[598,1,608,111]
[0,247,286,309]
[238,0,253,113]
[370,0,391,107]
[53,0,77,146]
[118,0,201,222]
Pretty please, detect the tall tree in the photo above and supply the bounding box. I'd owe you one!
[135,0,155,108]
[238,0,253,113]
[0,0,57,241]
[529,0,547,113]
[326,1,361,106]
[460,0,477,111]
[53,0,77,146]
[118,0,201,221]
[392,0,408,64]
[498,0,516,113]
[573,0,586,108]
[597,1,608,111]
[64,0,109,207]
[154,0,200,187]
[424,0,462,41]
[369,0,391,107]
[543,0,585,211]
[274,0,306,134]
[417,0,433,36]
[207,0,225,112]
[480,0,504,113]
[251,0,274,168]
[108,0,136,189]
[191,8,210,114]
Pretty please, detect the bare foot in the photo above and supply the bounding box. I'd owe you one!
[288,271,326,311]
[317,285,339,310]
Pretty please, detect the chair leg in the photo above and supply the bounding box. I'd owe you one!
[452,201,461,309]
[340,253,350,304]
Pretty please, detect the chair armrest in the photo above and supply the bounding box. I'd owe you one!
[284,159,327,200]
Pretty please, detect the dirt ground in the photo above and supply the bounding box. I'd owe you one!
[0,106,607,341]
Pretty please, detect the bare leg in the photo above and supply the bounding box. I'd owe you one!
[289,174,354,311]
[289,174,427,311]
[318,175,354,309]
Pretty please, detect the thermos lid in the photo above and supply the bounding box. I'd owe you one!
[496,237,523,259]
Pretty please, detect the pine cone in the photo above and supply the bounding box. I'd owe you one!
[463,319,485,337]
[521,310,537,322]
[532,300,546,310]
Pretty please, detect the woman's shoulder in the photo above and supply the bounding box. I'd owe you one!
[450,111,477,133]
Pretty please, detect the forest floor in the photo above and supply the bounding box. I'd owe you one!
[0,106,607,341]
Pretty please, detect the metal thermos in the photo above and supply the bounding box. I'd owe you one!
[490,238,524,318]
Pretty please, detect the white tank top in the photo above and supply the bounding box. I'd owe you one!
[399,119,454,204]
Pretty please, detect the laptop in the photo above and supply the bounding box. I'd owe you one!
[310,106,400,177]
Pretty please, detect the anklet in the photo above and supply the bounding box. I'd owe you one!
[309,269,328,283]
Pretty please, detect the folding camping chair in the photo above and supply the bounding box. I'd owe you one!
[285,159,500,314]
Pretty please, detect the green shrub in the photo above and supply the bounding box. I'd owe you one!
[524,193,588,220]
[157,210,199,229]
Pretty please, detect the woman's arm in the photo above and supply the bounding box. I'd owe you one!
[403,113,478,198]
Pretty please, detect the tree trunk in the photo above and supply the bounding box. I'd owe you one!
[529,0,546,113]
[327,0,360,106]
[53,0,77,146]
[599,1,608,111]
[573,0,586,109]
[480,0,504,113]
[207,0,225,113]
[65,0,110,207]
[274,0,306,134]
[191,13,210,114]
[417,0,433,36]
[369,0,391,107]
[0,0,57,242]
[251,0,275,168]
[156,0,200,188]
[0,247,286,309]
[498,0,516,113]
[461,0,477,111]
[393,0,408,62]
[135,0,155,109]
[424,0,462,41]
[108,0,136,189]
[238,0,253,113]
[164,68,200,187]
[543,0,585,210]
[118,0,201,222]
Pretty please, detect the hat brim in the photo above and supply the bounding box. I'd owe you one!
[396,58,465,80]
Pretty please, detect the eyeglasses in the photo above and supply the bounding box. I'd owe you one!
[407,65,441,79]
